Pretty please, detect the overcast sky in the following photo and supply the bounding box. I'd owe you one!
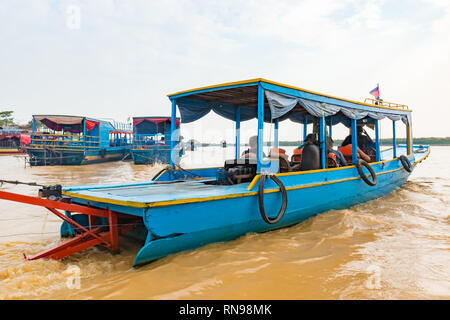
[1,0,449,142]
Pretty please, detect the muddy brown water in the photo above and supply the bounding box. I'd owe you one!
[0,146,448,299]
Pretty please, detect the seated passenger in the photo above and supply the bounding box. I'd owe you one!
[300,135,321,171]
[241,135,266,158]
[327,137,348,167]
[269,147,289,161]
[342,125,374,149]
[338,143,371,162]
[269,147,292,172]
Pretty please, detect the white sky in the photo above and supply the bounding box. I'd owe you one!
[1,0,449,143]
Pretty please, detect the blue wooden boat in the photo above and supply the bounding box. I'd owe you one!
[26,115,132,166]
[0,79,430,266]
[131,116,182,165]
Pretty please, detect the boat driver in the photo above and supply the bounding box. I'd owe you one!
[342,125,374,149]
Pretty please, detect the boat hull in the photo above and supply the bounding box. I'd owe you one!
[61,145,429,265]
[134,164,410,265]
[26,148,129,166]
[0,148,25,155]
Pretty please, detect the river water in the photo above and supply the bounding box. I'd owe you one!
[0,146,448,299]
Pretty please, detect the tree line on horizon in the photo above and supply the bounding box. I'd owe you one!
[2,110,449,145]
[209,137,450,146]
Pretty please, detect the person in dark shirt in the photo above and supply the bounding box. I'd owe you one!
[296,133,315,151]
[342,125,373,148]
[300,134,321,171]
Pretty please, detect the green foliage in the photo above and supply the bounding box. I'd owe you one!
[0,111,15,127]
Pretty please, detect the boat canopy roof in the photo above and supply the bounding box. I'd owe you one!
[167,78,411,127]
[33,115,101,133]
[132,116,180,126]
[132,117,180,135]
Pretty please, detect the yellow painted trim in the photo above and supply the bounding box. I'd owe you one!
[247,175,261,190]
[413,147,431,165]
[148,192,259,208]
[363,98,408,110]
[249,155,404,190]
[64,156,412,209]
[167,78,411,112]
[32,133,99,139]
[31,139,99,144]
[29,144,99,149]
[153,169,167,181]
[168,78,262,98]
[274,149,402,179]
[27,147,88,152]
[131,148,171,151]
[62,191,148,208]
[150,166,405,208]
[275,164,355,177]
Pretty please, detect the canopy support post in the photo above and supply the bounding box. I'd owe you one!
[406,121,411,155]
[257,84,264,173]
[351,119,358,165]
[375,119,381,161]
[274,118,279,149]
[170,99,177,168]
[392,120,397,158]
[319,117,326,169]
[303,116,308,142]
[235,107,240,159]
[328,117,332,138]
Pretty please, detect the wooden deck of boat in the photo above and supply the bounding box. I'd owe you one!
[63,179,250,206]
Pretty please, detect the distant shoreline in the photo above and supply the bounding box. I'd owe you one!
[277,137,450,146]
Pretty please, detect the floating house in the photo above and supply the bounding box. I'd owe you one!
[27,115,132,166]
[0,128,30,154]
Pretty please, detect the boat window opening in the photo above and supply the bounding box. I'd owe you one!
[376,116,407,160]
[109,132,132,147]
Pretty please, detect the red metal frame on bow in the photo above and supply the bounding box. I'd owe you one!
[0,190,140,261]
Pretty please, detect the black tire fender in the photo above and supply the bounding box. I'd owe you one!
[356,159,377,186]
[258,175,288,224]
[399,155,413,172]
